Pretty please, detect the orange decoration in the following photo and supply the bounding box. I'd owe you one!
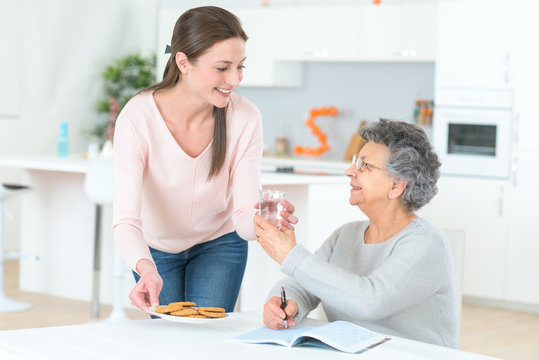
[294,106,339,157]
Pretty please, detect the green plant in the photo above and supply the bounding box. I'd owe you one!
[86,53,156,145]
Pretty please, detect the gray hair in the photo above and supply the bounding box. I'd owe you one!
[360,118,441,212]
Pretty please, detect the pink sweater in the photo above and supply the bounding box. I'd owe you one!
[112,91,262,271]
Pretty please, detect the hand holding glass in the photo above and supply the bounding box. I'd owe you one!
[258,190,286,229]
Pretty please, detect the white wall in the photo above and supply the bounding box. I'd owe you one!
[0,0,158,250]
[0,0,434,248]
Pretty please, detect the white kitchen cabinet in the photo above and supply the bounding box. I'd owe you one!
[417,176,510,300]
[357,4,436,62]
[512,1,539,152]
[157,4,435,86]
[273,6,363,62]
[505,152,539,305]
[232,8,301,87]
[156,8,301,88]
[0,0,21,118]
[435,0,515,89]
[274,4,436,62]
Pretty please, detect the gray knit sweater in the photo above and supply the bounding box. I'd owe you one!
[269,217,458,348]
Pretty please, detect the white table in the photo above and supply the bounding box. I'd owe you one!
[0,312,500,359]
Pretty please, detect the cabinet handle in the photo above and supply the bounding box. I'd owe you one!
[393,49,416,58]
[513,113,520,145]
[511,156,518,187]
[498,185,504,217]
[304,50,328,58]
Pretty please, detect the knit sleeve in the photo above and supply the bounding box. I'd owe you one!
[112,107,153,272]
[228,100,263,240]
[274,226,447,321]
[266,230,340,323]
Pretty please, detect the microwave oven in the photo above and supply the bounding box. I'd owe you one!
[433,89,513,178]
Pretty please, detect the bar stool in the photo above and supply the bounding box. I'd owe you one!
[0,183,32,313]
[84,159,128,321]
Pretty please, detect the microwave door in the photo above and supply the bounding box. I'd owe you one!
[434,108,512,178]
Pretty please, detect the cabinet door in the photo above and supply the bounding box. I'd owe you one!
[435,1,515,89]
[156,8,301,88]
[233,8,301,87]
[0,0,21,118]
[505,152,539,305]
[417,176,509,300]
[358,4,436,62]
[274,6,362,61]
[512,1,539,152]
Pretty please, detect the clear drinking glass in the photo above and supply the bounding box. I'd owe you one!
[258,190,286,228]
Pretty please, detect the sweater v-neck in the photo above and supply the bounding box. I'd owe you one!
[149,92,214,160]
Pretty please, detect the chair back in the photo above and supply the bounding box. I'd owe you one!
[84,159,114,205]
[442,228,465,347]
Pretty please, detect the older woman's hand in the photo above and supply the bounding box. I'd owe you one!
[254,214,296,264]
[263,296,298,329]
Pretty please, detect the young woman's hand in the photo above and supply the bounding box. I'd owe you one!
[129,258,163,311]
[278,199,298,230]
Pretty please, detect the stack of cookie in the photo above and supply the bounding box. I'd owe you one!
[154,301,226,319]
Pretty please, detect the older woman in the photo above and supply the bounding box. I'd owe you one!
[254,118,457,348]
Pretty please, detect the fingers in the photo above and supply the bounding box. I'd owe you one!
[148,282,161,307]
[130,270,163,311]
[280,199,295,215]
[279,216,296,231]
[263,297,297,330]
[263,297,288,329]
[130,281,152,311]
[285,300,298,321]
[279,199,298,228]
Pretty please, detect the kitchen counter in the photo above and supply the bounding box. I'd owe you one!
[0,154,88,173]
[0,154,362,311]
[0,154,350,181]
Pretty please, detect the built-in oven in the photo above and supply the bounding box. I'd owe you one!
[433,89,513,178]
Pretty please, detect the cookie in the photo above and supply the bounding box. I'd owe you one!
[154,305,172,314]
[198,310,226,318]
[170,308,199,317]
[196,307,225,313]
[169,301,196,308]
[187,314,208,318]
[166,304,184,312]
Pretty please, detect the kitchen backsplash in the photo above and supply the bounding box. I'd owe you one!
[237,61,434,161]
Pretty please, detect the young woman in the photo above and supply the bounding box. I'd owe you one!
[112,6,296,313]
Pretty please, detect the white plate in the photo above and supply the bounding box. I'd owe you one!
[146,306,229,323]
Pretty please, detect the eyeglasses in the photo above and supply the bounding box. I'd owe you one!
[351,154,387,172]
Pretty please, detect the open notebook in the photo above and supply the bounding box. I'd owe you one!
[229,321,391,354]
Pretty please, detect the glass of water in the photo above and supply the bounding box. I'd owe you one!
[258,190,286,228]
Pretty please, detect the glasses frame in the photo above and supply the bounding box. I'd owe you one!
[351,154,387,172]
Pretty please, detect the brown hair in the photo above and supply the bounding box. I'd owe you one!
[143,6,248,180]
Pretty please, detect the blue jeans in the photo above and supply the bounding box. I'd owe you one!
[133,231,248,312]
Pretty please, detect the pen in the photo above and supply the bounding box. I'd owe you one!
[280,286,288,329]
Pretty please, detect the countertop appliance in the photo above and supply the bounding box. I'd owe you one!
[433,89,513,178]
